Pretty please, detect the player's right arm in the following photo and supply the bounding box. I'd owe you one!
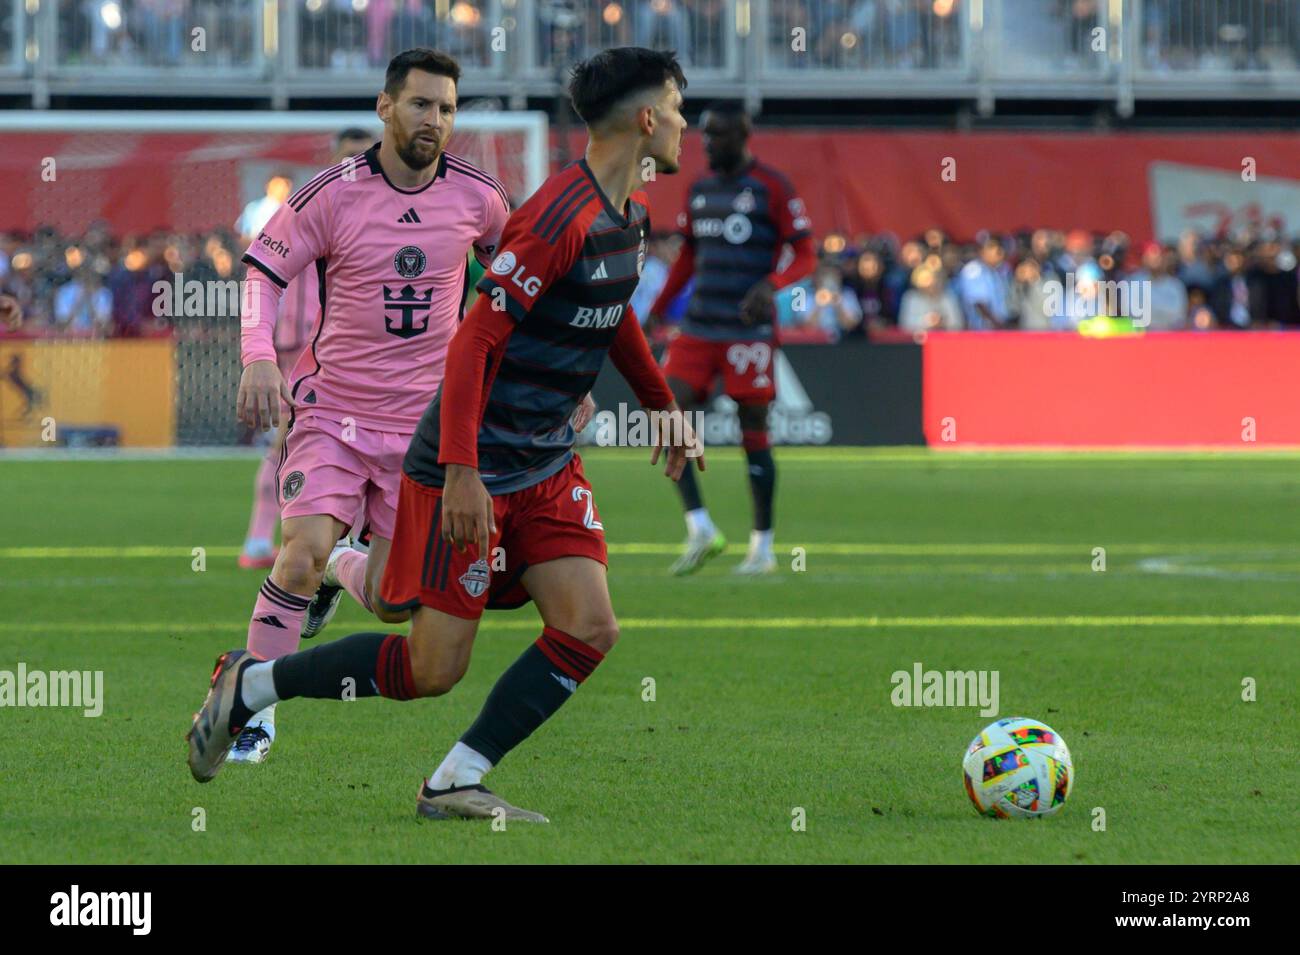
[236,184,333,430]
[438,188,584,554]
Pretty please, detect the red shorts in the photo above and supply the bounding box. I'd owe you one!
[378,454,607,620]
[662,333,777,405]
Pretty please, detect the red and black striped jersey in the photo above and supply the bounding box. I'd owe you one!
[406,158,660,494]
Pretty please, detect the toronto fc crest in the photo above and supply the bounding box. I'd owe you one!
[459,558,490,598]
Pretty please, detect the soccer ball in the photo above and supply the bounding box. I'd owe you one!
[962,717,1073,818]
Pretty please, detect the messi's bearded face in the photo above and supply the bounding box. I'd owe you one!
[383,70,458,171]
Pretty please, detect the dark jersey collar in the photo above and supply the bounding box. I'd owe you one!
[364,142,448,195]
[577,158,631,229]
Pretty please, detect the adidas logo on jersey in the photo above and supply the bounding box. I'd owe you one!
[590,261,608,280]
[397,208,421,223]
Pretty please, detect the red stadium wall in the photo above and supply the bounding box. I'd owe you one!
[8,128,1300,241]
[562,128,1300,243]
[922,332,1300,447]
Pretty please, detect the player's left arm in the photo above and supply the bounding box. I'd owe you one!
[611,305,704,480]
[741,173,817,324]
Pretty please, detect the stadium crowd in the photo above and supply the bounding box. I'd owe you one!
[6,223,1300,341]
[29,1,1299,74]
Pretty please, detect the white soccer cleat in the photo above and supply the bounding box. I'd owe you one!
[733,552,777,576]
[227,724,273,763]
[227,705,276,764]
[302,539,352,639]
[669,530,727,576]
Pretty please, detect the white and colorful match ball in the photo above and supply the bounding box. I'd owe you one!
[962,717,1073,818]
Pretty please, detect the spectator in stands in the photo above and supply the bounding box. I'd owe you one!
[812,261,863,338]
[1175,229,1218,291]
[1209,247,1259,328]
[884,239,923,317]
[1250,236,1300,326]
[106,241,158,337]
[54,262,113,334]
[898,264,961,331]
[1129,242,1188,329]
[843,248,888,331]
[956,236,1011,329]
[635,0,694,65]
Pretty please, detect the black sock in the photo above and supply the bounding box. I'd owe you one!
[460,627,605,765]
[675,454,704,512]
[271,632,417,702]
[745,447,776,531]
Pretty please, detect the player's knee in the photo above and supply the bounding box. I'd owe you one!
[274,538,327,593]
[407,640,466,698]
[411,659,465,698]
[574,617,619,655]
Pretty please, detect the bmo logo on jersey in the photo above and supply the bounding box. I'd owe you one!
[491,250,542,297]
[571,303,624,329]
[692,214,753,245]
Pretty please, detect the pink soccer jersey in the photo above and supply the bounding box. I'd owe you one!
[241,145,510,432]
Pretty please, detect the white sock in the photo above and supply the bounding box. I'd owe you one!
[243,536,273,556]
[429,741,494,790]
[685,507,715,540]
[240,661,281,714]
[247,703,276,739]
[749,529,774,559]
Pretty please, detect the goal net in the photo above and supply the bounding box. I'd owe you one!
[0,109,548,448]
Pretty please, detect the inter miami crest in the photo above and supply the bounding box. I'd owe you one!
[282,470,305,501]
[459,558,490,598]
[393,245,426,279]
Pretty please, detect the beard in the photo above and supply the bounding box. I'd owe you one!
[395,129,440,171]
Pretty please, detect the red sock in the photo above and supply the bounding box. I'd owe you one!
[374,634,417,700]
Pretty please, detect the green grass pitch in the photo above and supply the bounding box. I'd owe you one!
[2,447,1298,863]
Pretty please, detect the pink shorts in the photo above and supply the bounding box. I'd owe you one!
[277,414,411,540]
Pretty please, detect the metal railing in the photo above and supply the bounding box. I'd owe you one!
[4,1,1300,107]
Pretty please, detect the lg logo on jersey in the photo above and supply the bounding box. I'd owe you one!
[692,214,753,245]
[491,251,542,297]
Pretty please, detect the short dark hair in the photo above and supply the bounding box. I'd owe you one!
[384,48,461,98]
[335,127,372,145]
[568,47,687,127]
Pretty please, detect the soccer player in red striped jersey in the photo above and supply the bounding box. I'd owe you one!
[188,48,700,822]
[238,127,373,571]
[648,104,816,576]
[224,49,512,764]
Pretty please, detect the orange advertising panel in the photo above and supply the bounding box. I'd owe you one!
[0,338,176,447]
[923,332,1300,447]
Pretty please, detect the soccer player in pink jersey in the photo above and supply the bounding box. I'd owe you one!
[228,49,511,763]
[238,128,373,571]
